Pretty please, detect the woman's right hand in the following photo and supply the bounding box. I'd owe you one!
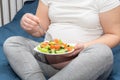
[20,13,44,37]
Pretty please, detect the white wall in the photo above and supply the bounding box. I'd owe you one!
[0,0,24,27]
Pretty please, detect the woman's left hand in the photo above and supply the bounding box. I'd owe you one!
[61,43,84,57]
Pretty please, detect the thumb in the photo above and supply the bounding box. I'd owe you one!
[74,43,84,50]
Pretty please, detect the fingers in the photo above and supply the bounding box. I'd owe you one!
[71,43,84,56]
[23,17,37,28]
[74,43,84,50]
[61,43,84,57]
[21,13,40,31]
[25,13,40,25]
[20,13,45,37]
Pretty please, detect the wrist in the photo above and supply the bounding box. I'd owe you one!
[31,31,42,37]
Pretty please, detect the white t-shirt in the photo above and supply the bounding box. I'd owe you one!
[41,0,120,43]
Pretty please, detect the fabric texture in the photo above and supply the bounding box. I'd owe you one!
[0,0,120,80]
[3,36,59,80]
[40,0,120,44]
[98,0,120,12]
[3,36,113,80]
[23,0,35,3]
[0,0,44,80]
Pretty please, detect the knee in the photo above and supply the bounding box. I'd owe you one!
[88,43,113,64]
[82,44,113,65]
[91,43,113,56]
[4,36,23,47]
[3,36,24,55]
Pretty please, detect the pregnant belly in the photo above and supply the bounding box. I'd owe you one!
[47,24,102,43]
[45,55,75,69]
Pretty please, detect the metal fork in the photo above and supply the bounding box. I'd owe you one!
[38,24,53,41]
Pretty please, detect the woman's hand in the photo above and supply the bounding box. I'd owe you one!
[50,43,84,69]
[20,13,44,37]
[61,43,84,57]
[20,0,50,37]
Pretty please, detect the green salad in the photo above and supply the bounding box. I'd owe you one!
[37,39,74,54]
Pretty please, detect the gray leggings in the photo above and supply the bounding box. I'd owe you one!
[3,36,113,80]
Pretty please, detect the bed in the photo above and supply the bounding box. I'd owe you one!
[0,0,120,80]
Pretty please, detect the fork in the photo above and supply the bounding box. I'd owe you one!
[38,24,53,41]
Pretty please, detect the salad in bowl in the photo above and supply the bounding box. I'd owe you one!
[34,39,75,55]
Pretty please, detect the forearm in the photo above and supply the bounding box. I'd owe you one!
[21,0,50,37]
[29,1,50,37]
[91,5,120,48]
[84,34,120,48]
[35,0,50,31]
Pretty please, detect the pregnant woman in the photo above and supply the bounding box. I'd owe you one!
[3,0,120,80]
